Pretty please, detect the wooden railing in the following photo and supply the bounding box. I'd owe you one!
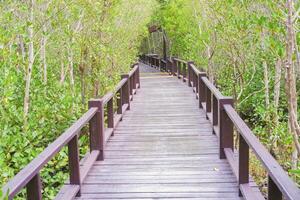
[2,64,140,200]
[142,54,300,200]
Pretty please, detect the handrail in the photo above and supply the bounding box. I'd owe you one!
[101,92,114,105]
[190,63,201,75]
[3,64,141,200]
[201,77,223,100]
[140,53,300,200]
[128,65,138,77]
[224,104,300,200]
[161,59,167,64]
[2,108,98,198]
[115,78,127,91]
[173,57,187,64]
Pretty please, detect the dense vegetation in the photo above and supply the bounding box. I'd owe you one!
[1,0,300,199]
[147,0,300,188]
[0,0,157,199]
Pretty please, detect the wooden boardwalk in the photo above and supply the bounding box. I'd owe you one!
[4,60,299,200]
[76,63,242,200]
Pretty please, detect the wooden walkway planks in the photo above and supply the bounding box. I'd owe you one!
[75,63,243,200]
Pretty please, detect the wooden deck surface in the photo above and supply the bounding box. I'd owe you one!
[76,63,243,200]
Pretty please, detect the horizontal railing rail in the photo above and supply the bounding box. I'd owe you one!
[140,54,300,200]
[3,64,141,200]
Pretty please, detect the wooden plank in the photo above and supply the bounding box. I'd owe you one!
[104,128,113,142]
[80,150,99,183]
[76,192,243,199]
[73,63,248,200]
[55,185,80,200]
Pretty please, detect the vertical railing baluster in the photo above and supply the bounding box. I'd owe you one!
[239,135,249,196]
[137,64,140,88]
[108,98,114,135]
[182,63,186,82]
[268,176,282,200]
[205,86,212,118]
[212,95,218,129]
[68,134,81,196]
[187,61,194,87]
[219,98,234,159]
[177,61,180,79]
[132,69,137,93]
[198,73,206,109]
[195,73,199,99]
[167,59,169,74]
[152,57,154,67]
[26,173,42,200]
[117,89,122,115]
[121,74,130,110]
[172,57,176,76]
[130,76,133,100]
[151,57,154,67]
[193,70,196,91]
[88,99,104,160]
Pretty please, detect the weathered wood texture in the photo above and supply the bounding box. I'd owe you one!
[75,63,244,200]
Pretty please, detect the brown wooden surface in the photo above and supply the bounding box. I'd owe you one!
[75,63,244,200]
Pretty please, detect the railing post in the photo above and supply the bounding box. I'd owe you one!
[133,69,137,90]
[108,98,114,136]
[212,95,218,128]
[195,72,199,99]
[218,98,234,159]
[205,85,212,118]
[117,89,123,115]
[88,99,105,160]
[239,135,249,196]
[167,59,172,75]
[152,57,155,67]
[187,61,194,87]
[198,73,207,108]
[121,74,130,110]
[182,63,187,82]
[193,70,196,91]
[137,64,140,88]
[177,61,181,79]
[130,76,134,100]
[268,176,282,200]
[68,134,81,196]
[166,59,169,74]
[26,173,42,200]
[172,57,177,76]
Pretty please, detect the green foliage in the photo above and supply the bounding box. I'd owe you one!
[151,0,300,184]
[0,0,157,199]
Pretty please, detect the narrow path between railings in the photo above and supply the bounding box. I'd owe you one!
[70,63,250,200]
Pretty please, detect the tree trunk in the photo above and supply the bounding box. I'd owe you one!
[24,0,35,125]
[18,34,26,62]
[68,46,75,90]
[207,45,214,82]
[274,59,282,124]
[60,60,65,84]
[261,30,270,109]
[41,29,47,84]
[285,0,300,158]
